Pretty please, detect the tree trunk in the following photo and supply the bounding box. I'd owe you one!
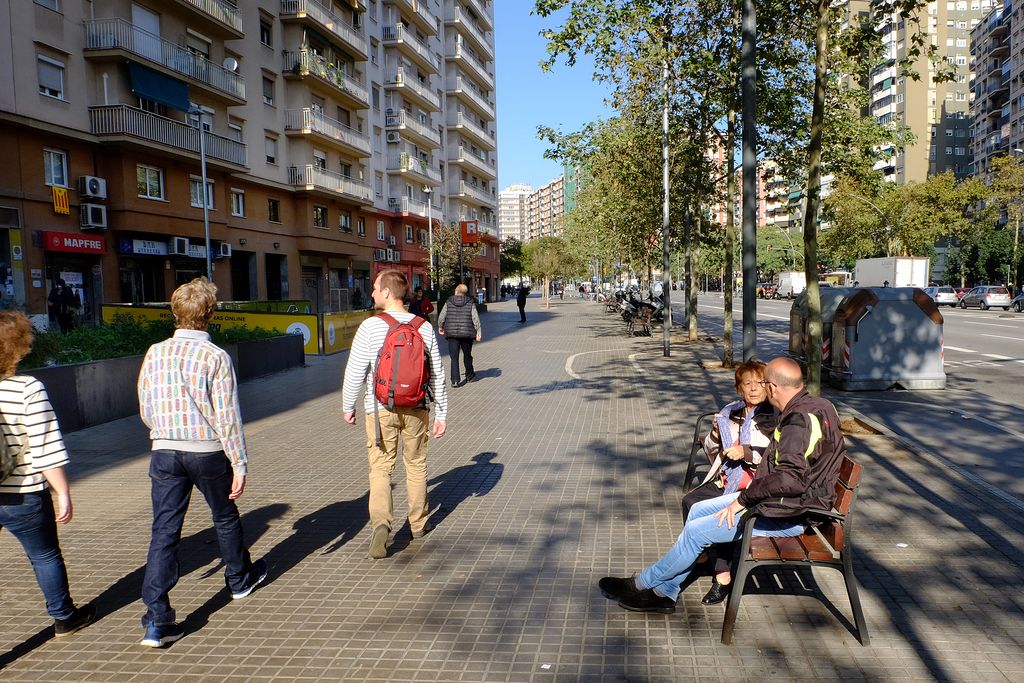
[724,109,738,367]
[543,276,550,309]
[802,0,829,396]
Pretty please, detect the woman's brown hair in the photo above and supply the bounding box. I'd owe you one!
[0,311,34,378]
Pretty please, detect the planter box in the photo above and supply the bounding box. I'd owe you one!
[27,334,304,433]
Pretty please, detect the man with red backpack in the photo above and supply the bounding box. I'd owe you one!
[342,270,448,559]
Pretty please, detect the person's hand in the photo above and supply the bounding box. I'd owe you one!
[229,473,246,500]
[54,493,73,524]
[432,420,446,438]
[475,332,481,342]
[714,500,745,529]
[723,444,745,461]
[438,328,445,335]
[343,410,356,425]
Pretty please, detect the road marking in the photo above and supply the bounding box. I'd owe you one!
[627,353,645,375]
[943,345,977,353]
[983,353,1014,360]
[563,349,614,380]
[980,333,1024,342]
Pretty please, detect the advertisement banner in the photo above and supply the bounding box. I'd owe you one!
[460,220,479,244]
[322,311,374,354]
[44,232,106,254]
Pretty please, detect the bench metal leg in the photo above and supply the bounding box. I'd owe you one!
[843,551,870,646]
[720,560,752,645]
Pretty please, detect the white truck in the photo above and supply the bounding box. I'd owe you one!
[853,257,931,288]
[775,271,807,298]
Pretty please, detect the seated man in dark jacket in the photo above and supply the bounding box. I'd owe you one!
[599,356,847,613]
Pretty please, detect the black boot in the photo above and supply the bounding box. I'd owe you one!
[701,578,730,605]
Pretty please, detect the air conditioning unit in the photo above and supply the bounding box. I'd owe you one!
[217,243,232,258]
[388,235,397,246]
[168,236,189,255]
[386,132,401,143]
[78,175,107,200]
[390,250,401,262]
[373,248,387,261]
[386,248,395,261]
[79,203,107,230]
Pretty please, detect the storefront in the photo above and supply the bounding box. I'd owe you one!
[42,231,105,326]
[117,236,168,304]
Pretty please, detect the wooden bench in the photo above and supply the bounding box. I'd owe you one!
[682,414,869,646]
[627,306,653,337]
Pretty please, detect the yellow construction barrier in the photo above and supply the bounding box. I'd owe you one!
[322,311,374,354]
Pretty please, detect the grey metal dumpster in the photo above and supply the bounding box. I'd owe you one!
[788,287,853,370]
[829,287,945,390]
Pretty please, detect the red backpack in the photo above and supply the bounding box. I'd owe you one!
[373,312,430,409]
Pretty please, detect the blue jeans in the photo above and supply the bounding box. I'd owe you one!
[142,450,254,626]
[637,492,805,601]
[0,490,76,620]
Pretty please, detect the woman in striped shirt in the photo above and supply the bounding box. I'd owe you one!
[0,311,94,637]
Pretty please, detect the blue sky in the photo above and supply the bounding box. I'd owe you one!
[493,4,614,191]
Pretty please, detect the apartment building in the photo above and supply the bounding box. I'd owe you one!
[0,0,499,323]
[524,175,564,241]
[498,183,532,241]
[870,0,994,184]
[971,0,1011,174]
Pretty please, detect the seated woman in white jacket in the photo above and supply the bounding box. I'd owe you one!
[683,358,775,605]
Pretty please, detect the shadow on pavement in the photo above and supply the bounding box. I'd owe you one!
[261,491,370,574]
[421,452,503,535]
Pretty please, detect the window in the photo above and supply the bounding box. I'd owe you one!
[190,176,214,209]
[313,205,327,228]
[231,189,245,217]
[955,39,966,48]
[37,55,65,99]
[357,216,366,237]
[339,162,352,178]
[228,121,243,142]
[372,85,380,110]
[956,55,966,66]
[405,224,414,243]
[43,148,67,187]
[946,129,954,137]
[370,38,379,65]
[314,150,327,170]
[268,198,280,223]
[265,136,277,164]
[136,164,164,199]
[340,211,352,232]
[955,146,966,155]
[34,0,60,11]
[259,18,273,47]
[945,146,953,155]
[376,220,385,241]
[262,77,275,106]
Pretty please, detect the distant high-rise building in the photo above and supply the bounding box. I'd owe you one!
[971,1,1011,175]
[498,184,532,241]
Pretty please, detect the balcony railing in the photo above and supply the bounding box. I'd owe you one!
[184,0,242,33]
[450,180,495,206]
[463,0,493,30]
[448,111,495,146]
[449,42,494,89]
[284,49,368,106]
[387,153,442,184]
[446,6,493,59]
[388,0,437,34]
[451,145,494,176]
[385,109,440,146]
[289,164,373,202]
[84,19,245,100]
[89,104,247,166]
[384,68,440,110]
[284,109,371,156]
[382,24,440,72]
[445,75,495,119]
[388,196,429,215]
[280,1,367,57]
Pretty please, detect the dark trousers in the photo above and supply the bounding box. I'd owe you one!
[518,304,526,322]
[447,337,475,383]
[142,450,254,626]
[0,490,75,619]
[682,479,737,568]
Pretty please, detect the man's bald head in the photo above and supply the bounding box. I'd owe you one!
[765,357,804,388]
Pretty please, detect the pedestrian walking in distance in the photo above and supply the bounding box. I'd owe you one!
[516,284,529,323]
[137,278,267,648]
[0,311,96,638]
[342,270,448,559]
[438,283,481,387]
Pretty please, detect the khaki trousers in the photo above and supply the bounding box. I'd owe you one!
[364,408,430,533]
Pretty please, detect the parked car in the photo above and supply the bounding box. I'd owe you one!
[923,285,959,307]
[1012,293,1024,312]
[959,285,1012,310]
[954,287,970,300]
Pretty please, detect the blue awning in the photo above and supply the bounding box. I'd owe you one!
[128,62,189,112]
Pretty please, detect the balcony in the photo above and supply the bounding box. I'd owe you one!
[449,145,495,179]
[88,104,247,170]
[384,68,440,111]
[449,180,495,207]
[386,153,442,185]
[284,109,371,158]
[289,164,373,204]
[385,0,437,36]
[84,19,244,103]
[280,1,368,61]
[382,24,440,73]
[385,109,440,148]
[447,111,496,151]
[387,196,429,216]
[171,0,243,38]
[283,49,369,109]
[447,41,494,90]
[462,0,493,30]
[445,6,493,60]
[445,75,495,120]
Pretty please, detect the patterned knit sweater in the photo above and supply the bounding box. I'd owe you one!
[137,329,247,474]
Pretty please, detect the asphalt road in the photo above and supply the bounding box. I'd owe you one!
[670,293,1024,508]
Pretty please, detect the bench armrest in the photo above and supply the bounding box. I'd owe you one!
[683,412,718,489]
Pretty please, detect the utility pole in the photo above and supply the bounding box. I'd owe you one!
[741,0,758,361]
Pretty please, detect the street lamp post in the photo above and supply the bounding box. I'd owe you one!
[190,106,213,281]
[424,186,434,293]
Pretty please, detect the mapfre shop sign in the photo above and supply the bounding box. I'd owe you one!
[43,231,106,254]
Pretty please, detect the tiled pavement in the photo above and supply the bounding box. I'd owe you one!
[1,295,1023,682]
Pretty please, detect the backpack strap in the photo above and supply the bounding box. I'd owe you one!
[372,312,401,449]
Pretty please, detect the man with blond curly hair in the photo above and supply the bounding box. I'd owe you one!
[136,278,266,647]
